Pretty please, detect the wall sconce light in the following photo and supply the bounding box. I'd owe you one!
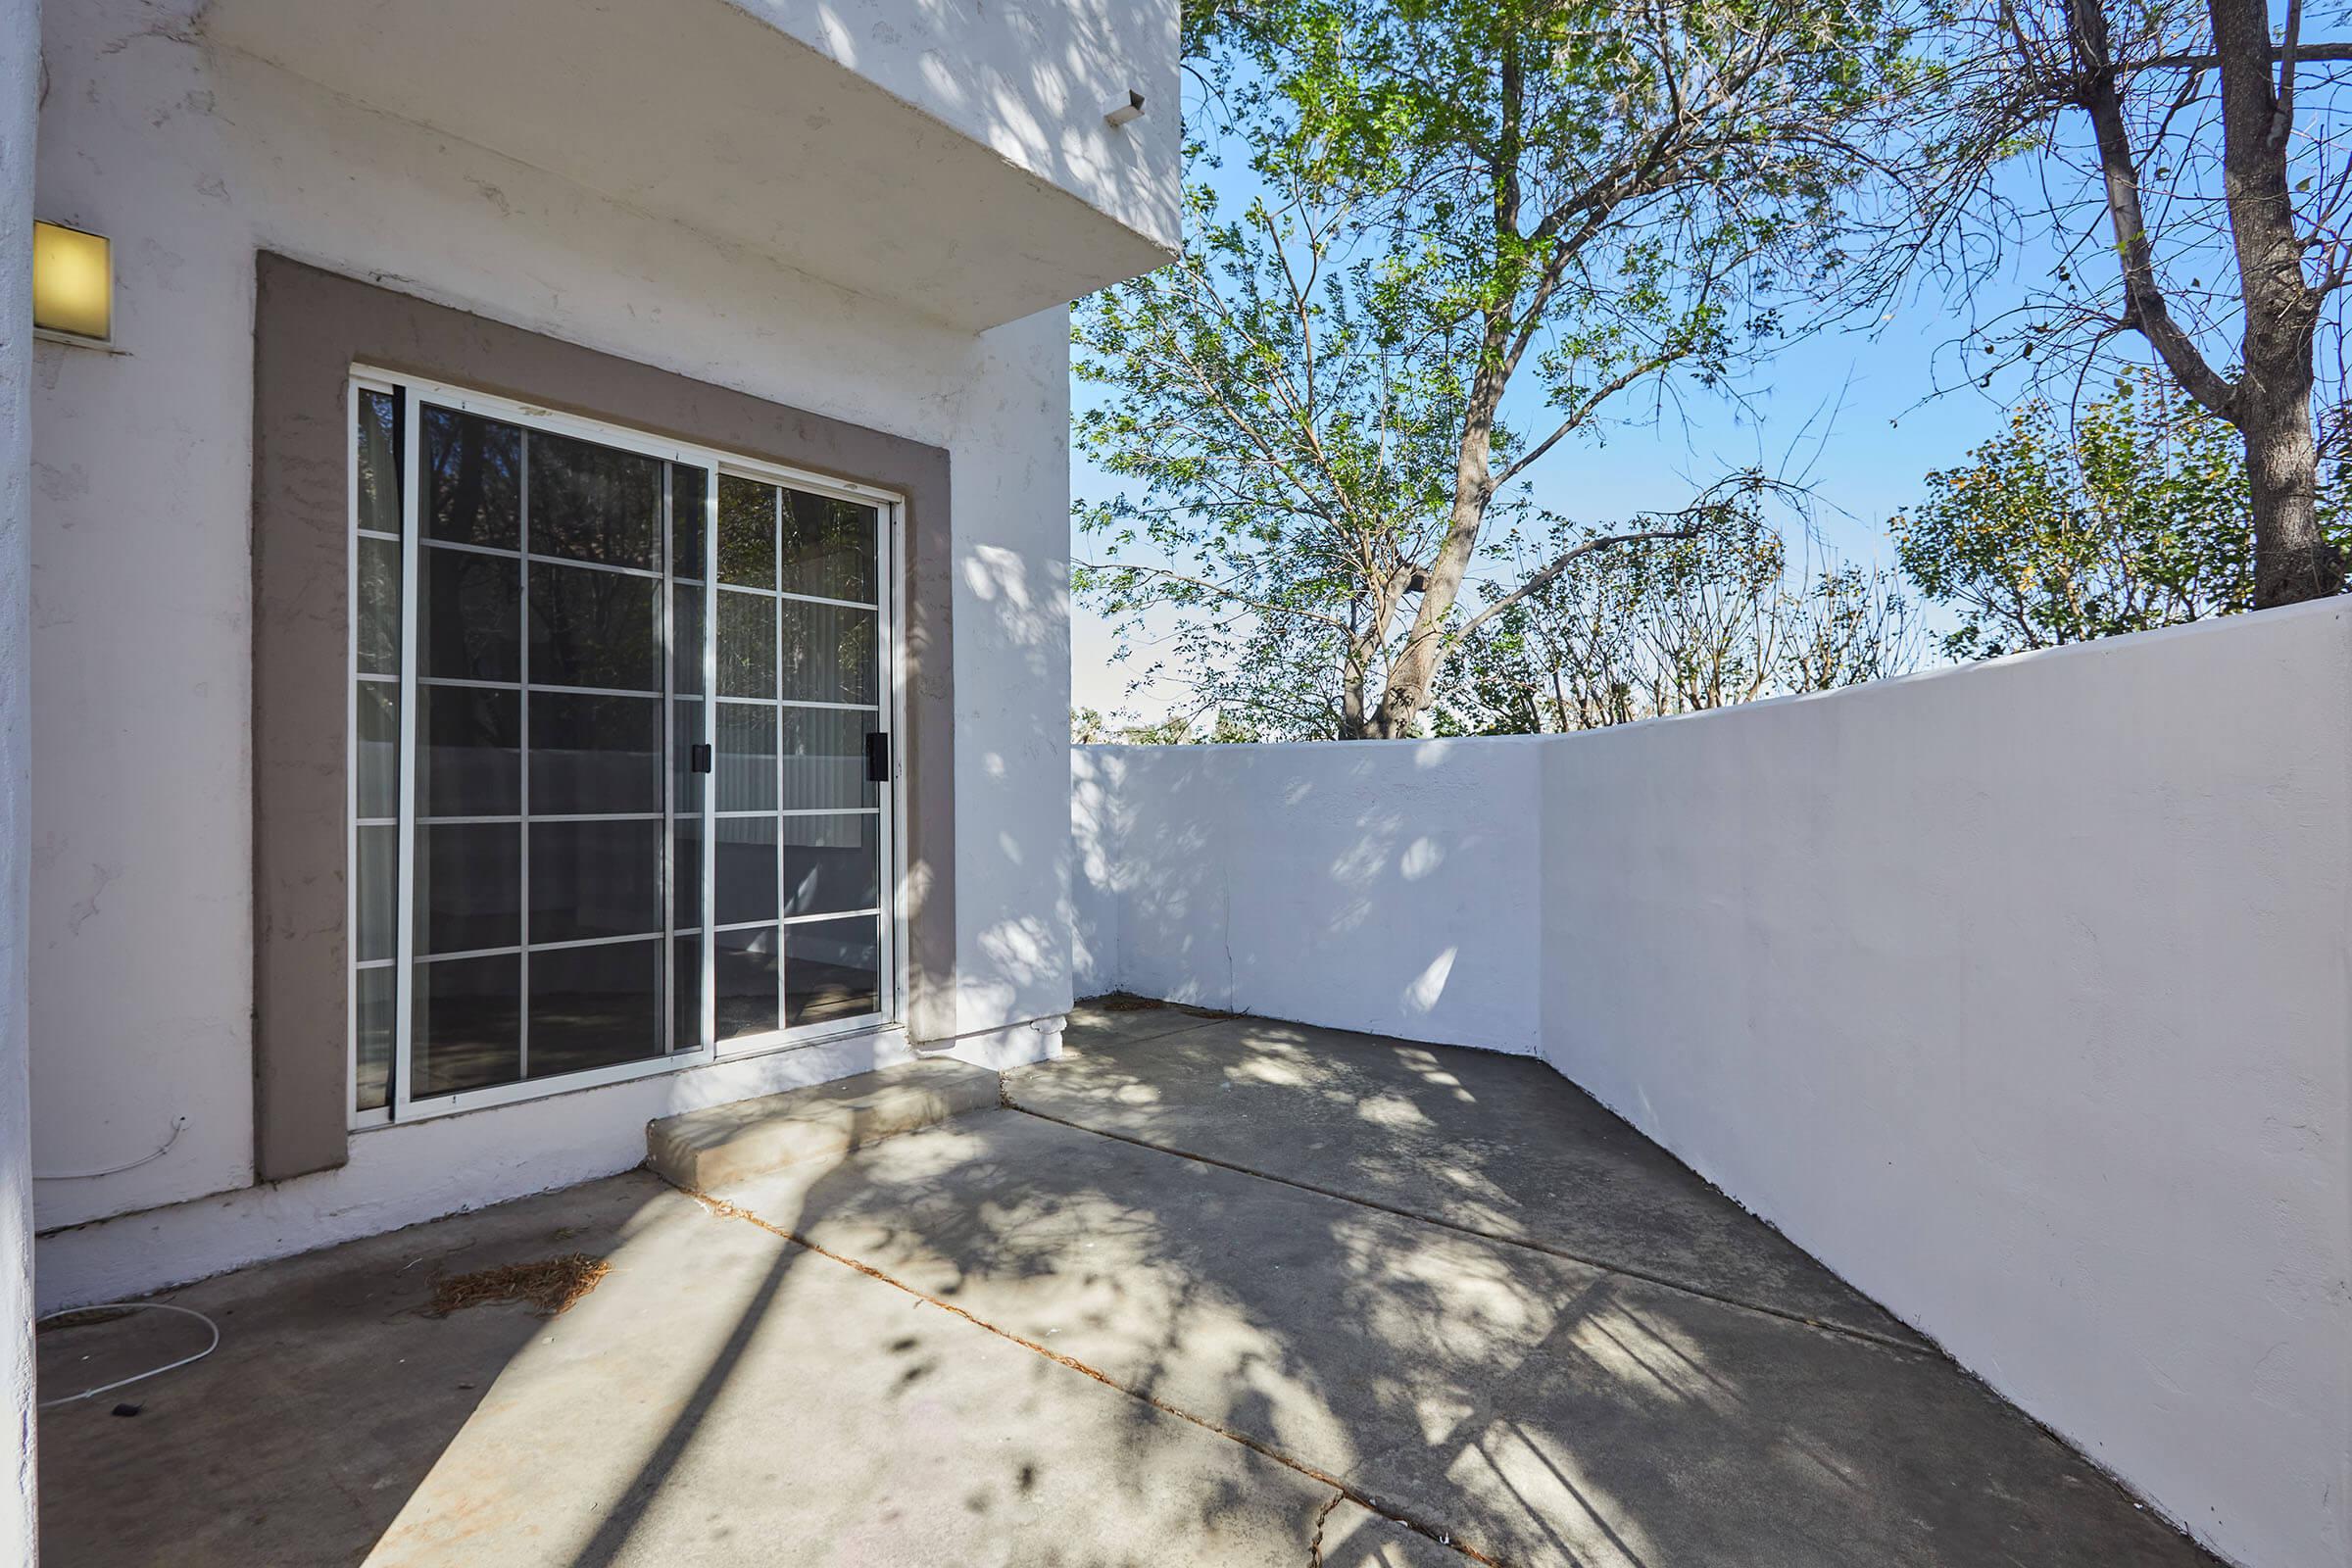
[1104,89,1146,128]
[32,220,112,346]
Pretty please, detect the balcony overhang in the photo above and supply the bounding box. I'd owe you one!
[202,0,1180,331]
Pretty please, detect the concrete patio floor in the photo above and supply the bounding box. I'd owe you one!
[36,1001,2221,1567]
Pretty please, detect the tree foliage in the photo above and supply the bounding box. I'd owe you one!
[1892,369,2352,656]
[1077,0,1934,738]
[1074,174,1471,737]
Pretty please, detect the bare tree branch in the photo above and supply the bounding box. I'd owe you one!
[2140,37,2352,71]
[1455,524,1704,638]
[2066,0,2241,419]
[1076,560,1356,632]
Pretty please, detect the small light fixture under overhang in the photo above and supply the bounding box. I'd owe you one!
[32,220,112,346]
[1104,89,1146,127]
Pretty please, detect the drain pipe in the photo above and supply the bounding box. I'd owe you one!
[912,1012,1068,1067]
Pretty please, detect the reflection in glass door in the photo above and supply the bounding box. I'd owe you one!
[710,473,888,1049]
[350,374,895,1122]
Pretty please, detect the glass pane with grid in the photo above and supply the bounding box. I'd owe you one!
[352,387,404,1113]
[709,476,887,1044]
[406,407,688,1093]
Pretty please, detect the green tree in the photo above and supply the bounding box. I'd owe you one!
[1892,370,2352,657]
[1077,0,1930,738]
[1884,0,2352,608]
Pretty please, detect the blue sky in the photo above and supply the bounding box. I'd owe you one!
[1067,152,2071,721]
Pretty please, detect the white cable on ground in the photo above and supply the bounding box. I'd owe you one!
[32,1115,185,1180]
[35,1301,220,1408]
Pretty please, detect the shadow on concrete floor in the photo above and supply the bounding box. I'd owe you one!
[35,1004,2222,1567]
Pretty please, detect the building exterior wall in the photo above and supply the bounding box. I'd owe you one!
[29,2,1074,1300]
[1071,602,2352,1568]
[1,0,41,1555]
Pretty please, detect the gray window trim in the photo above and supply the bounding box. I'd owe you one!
[252,252,956,1183]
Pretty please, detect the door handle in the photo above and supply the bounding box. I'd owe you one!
[864,731,891,784]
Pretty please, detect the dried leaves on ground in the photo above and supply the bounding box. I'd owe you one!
[426,1254,610,1319]
[1087,993,1165,1012]
[1084,992,1242,1020]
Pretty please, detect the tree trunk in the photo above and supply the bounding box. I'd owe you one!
[1340,618,1390,740]
[2209,0,2343,604]
[1366,422,1492,737]
[1365,38,1525,740]
[1366,319,1509,738]
[2243,364,2336,603]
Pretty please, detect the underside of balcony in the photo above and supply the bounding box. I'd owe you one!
[201,0,1179,330]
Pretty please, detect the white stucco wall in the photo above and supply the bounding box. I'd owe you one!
[1071,738,1545,1053]
[1072,603,2352,1568]
[29,1,1074,1303]
[1,0,40,1554]
[39,1023,926,1310]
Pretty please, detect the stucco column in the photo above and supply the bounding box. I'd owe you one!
[0,0,39,1559]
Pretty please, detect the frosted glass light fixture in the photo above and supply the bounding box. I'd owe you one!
[32,220,112,344]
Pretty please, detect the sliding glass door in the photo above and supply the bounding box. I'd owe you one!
[350,372,897,1124]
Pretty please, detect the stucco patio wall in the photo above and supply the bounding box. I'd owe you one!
[1071,598,2352,1568]
[1072,734,1547,1052]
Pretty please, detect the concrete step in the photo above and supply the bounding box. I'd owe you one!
[645,1057,1000,1191]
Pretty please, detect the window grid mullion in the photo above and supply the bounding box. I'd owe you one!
[712,908,884,934]
[412,930,674,964]
[420,811,662,826]
[661,462,676,1056]
[391,386,422,1122]
[702,466,718,1051]
[516,428,531,1084]
[346,384,365,1118]
[423,676,662,701]
[425,534,658,571]
[772,483,787,1025]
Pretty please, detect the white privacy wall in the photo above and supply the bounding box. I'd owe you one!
[28,1,1073,1302]
[1072,601,2352,1568]
[1073,738,1545,1052]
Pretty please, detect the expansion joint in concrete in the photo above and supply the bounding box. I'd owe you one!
[668,1182,1496,1567]
[1004,1102,1936,1358]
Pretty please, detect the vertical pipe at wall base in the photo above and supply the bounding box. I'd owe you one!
[0,1,41,1558]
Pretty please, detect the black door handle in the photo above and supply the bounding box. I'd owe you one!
[864,731,891,784]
